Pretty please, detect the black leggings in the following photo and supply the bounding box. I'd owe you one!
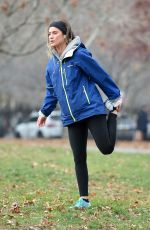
[68,114,117,197]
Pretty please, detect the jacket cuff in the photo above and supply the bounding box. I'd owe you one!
[38,110,46,117]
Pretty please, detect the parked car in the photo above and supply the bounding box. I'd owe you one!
[14,110,63,138]
[117,114,136,140]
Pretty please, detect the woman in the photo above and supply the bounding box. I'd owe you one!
[37,20,122,209]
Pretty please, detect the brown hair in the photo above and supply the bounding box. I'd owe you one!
[48,20,75,44]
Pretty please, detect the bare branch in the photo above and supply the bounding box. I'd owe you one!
[0,42,45,57]
[0,0,40,42]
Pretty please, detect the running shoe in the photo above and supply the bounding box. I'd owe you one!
[69,198,91,209]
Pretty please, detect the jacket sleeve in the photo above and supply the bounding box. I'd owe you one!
[40,68,58,117]
[77,49,120,100]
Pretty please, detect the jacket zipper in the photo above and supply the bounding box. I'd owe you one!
[60,62,76,122]
[83,85,90,104]
[63,69,67,85]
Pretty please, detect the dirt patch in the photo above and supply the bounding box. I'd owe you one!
[115,140,150,150]
[0,138,150,150]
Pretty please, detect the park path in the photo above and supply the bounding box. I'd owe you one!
[0,138,150,154]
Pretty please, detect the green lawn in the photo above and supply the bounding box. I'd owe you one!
[0,140,150,230]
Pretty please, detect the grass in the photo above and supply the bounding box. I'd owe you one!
[0,140,150,230]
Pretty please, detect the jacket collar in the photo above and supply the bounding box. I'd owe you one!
[52,36,81,61]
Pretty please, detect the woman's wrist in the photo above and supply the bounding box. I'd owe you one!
[38,110,46,117]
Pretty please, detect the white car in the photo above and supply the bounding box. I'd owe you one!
[14,110,63,138]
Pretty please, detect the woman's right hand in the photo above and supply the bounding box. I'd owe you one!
[37,116,47,127]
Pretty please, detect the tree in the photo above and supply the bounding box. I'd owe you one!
[0,0,47,57]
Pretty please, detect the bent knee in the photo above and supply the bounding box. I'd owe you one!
[100,145,114,155]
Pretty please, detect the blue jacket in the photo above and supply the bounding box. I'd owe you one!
[40,36,120,126]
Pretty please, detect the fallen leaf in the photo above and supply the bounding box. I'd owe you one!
[32,162,38,168]
[45,202,53,212]
[132,188,143,193]
[89,192,97,197]
[131,224,137,229]
[7,219,20,227]
[10,202,20,214]
[36,190,46,196]
[24,199,36,206]
[41,219,54,226]
[12,184,19,189]
[7,220,14,225]
[29,226,43,230]
[129,201,139,209]
[108,224,117,230]
[101,206,112,211]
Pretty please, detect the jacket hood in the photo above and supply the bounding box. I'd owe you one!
[52,36,82,61]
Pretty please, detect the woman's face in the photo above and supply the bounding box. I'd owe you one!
[48,27,66,48]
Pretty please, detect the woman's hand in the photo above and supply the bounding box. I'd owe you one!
[37,116,47,127]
